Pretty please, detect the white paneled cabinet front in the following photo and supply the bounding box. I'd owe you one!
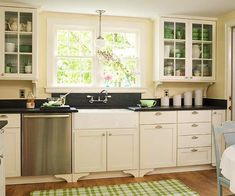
[74,129,138,173]
[140,124,177,169]
[72,110,139,176]
[74,130,106,173]
[107,129,138,171]
[0,114,21,177]
[211,110,226,165]
[0,130,5,196]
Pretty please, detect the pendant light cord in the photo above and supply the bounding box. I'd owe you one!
[96,10,105,39]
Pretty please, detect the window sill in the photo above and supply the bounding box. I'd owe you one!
[46,86,147,93]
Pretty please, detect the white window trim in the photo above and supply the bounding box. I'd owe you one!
[46,16,148,93]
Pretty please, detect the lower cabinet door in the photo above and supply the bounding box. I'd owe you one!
[212,110,225,165]
[107,129,138,171]
[177,147,211,166]
[0,148,5,196]
[4,127,21,177]
[140,124,177,169]
[73,130,106,173]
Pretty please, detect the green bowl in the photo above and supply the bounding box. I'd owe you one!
[140,100,157,107]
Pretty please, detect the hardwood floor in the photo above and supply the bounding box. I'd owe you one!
[6,170,232,196]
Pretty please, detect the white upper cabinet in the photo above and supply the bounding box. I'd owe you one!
[156,17,216,83]
[0,7,37,80]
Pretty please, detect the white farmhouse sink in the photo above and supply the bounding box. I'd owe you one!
[73,109,138,129]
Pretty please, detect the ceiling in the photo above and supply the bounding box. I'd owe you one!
[1,0,235,18]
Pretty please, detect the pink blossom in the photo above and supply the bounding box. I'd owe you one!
[104,73,113,81]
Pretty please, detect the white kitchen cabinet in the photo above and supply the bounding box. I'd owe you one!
[72,110,139,176]
[0,147,5,196]
[107,129,138,171]
[0,128,5,196]
[0,114,21,177]
[212,110,226,165]
[0,7,37,80]
[177,110,212,166]
[73,130,106,173]
[140,124,177,169]
[156,17,216,82]
[74,129,138,173]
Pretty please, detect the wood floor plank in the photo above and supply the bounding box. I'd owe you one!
[6,170,232,196]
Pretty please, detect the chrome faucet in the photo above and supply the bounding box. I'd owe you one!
[86,90,112,104]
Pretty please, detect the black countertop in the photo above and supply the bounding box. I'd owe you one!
[128,105,227,111]
[0,107,78,113]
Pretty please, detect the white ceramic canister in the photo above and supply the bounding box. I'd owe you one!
[195,89,203,106]
[161,96,169,107]
[184,91,192,106]
[192,44,201,58]
[173,94,182,106]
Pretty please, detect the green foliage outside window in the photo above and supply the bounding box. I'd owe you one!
[55,29,139,87]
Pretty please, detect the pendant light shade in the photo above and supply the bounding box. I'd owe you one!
[96,10,105,49]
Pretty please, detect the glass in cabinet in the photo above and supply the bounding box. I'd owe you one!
[163,21,186,78]
[191,23,213,78]
[3,8,35,78]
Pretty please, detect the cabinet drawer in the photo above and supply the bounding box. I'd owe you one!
[178,111,211,123]
[140,111,177,124]
[0,114,20,128]
[178,123,211,135]
[177,147,211,166]
[178,134,211,148]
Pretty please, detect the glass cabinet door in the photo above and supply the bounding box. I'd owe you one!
[192,23,213,78]
[4,10,33,75]
[163,21,186,78]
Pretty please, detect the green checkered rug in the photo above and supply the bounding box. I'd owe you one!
[30,179,199,196]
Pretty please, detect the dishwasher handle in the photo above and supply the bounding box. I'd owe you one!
[23,114,70,118]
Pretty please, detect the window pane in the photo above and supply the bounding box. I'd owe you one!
[56,30,92,56]
[57,57,92,85]
[98,32,139,87]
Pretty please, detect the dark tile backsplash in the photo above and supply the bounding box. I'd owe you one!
[52,93,141,108]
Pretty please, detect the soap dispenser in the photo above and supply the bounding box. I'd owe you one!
[161,90,170,107]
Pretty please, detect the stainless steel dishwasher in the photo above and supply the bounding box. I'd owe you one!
[22,113,72,176]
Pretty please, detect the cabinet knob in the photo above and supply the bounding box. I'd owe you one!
[213,112,217,114]
[190,77,193,79]
[0,115,7,118]
[109,133,112,136]
[185,77,188,79]
[155,112,162,116]
[192,136,198,139]
[192,124,198,127]
[192,111,198,115]
[191,149,198,152]
[102,133,105,136]
[155,125,162,129]
[1,73,4,76]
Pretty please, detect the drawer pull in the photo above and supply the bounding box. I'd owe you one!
[109,133,112,136]
[191,149,198,152]
[0,115,7,118]
[192,124,198,127]
[192,136,198,139]
[213,112,217,114]
[155,125,162,129]
[0,129,4,134]
[102,133,105,136]
[155,112,162,116]
[192,111,198,115]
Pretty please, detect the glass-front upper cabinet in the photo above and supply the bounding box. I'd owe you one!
[162,19,186,79]
[191,22,215,80]
[0,7,37,80]
[158,17,216,82]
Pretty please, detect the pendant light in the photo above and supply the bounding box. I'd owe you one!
[96,10,105,49]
